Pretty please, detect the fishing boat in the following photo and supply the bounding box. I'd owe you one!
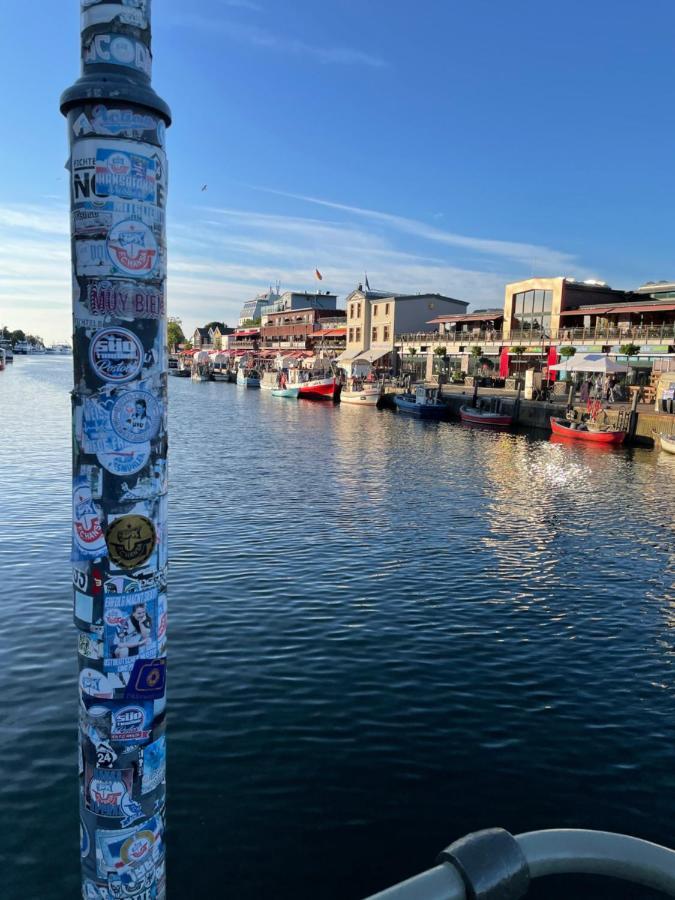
[237,368,261,388]
[296,374,340,401]
[340,382,382,406]
[654,431,675,455]
[460,404,513,427]
[0,340,12,363]
[14,340,29,355]
[550,417,626,445]
[394,386,448,419]
[261,371,280,391]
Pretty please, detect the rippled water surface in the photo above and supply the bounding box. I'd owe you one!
[1,357,675,899]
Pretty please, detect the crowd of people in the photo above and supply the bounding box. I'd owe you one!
[578,374,623,403]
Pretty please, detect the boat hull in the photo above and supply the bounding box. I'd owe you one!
[394,395,447,418]
[341,388,381,406]
[272,387,300,398]
[460,406,513,426]
[297,378,339,401]
[550,417,626,444]
[237,376,261,388]
[657,433,675,455]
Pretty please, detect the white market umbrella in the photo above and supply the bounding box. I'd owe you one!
[549,353,628,374]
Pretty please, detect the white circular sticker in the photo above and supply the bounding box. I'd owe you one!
[107,219,158,277]
[89,327,144,383]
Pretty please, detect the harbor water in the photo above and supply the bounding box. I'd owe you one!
[1,356,675,899]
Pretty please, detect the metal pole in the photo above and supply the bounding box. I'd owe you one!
[61,4,171,897]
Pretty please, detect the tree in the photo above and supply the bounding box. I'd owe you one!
[11,329,25,344]
[167,319,186,352]
[620,343,640,358]
[241,317,261,327]
[560,346,576,358]
[434,345,447,358]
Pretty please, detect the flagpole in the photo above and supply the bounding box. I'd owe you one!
[61,2,171,897]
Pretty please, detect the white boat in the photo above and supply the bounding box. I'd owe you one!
[0,340,13,363]
[261,371,280,391]
[0,349,5,371]
[14,340,29,355]
[53,343,72,354]
[655,431,675,455]
[237,369,261,388]
[340,384,382,406]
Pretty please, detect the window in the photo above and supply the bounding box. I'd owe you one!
[385,303,390,315]
[355,327,361,342]
[350,304,354,319]
[383,325,390,341]
[373,305,378,317]
[372,327,378,342]
[349,328,354,342]
[357,303,362,317]
[513,287,553,334]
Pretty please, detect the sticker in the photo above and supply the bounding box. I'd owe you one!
[76,591,95,624]
[91,105,158,140]
[111,704,152,743]
[73,478,107,560]
[74,566,90,592]
[83,880,108,900]
[74,206,113,237]
[81,818,91,858]
[106,515,157,570]
[85,34,152,78]
[85,762,134,818]
[103,589,158,670]
[76,239,114,276]
[73,113,94,137]
[125,658,166,701]
[96,818,160,878]
[98,443,150,477]
[78,394,121,455]
[157,593,167,643]
[80,668,124,699]
[107,220,158,277]
[90,327,144,383]
[107,867,159,898]
[117,462,166,502]
[79,280,165,321]
[96,740,118,768]
[82,1,149,30]
[79,631,103,659]
[110,391,160,444]
[141,737,165,794]
[96,149,156,203]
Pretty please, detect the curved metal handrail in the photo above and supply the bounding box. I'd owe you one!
[364,828,675,899]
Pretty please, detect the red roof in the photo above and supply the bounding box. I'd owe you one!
[427,313,504,325]
[561,303,675,317]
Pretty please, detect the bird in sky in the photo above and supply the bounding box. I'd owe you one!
[201,184,208,192]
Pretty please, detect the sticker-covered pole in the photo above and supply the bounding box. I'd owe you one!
[60,3,171,897]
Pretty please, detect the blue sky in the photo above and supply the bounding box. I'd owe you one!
[0,0,673,341]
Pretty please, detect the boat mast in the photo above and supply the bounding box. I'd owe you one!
[61,2,171,895]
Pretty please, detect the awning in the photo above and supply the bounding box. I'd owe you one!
[336,348,362,362]
[234,328,261,336]
[549,353,628,374]
[561,303,675,316]
[355,347,390,363]
[314,328,347,338]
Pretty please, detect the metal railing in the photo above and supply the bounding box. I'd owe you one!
[364,828,675,899]
[396,325,675,348]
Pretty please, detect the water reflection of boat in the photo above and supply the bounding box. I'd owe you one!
[550,417,626,445]
[460,405,513,427]
[394,386,448,419]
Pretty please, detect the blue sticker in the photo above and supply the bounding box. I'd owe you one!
[73,477,108,560]
[141,736,166,794]
[81,818,91,858]
[98,442,151,477]
[96,148,156,202]
[103,588,159,671]
[95,814,162,879]
[124,658,166,701]
[111,390,160,444]
[85,762,136,819]
[107,219,159,278]
[89,327,144,384]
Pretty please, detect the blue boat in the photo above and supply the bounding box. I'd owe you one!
[271,386,300,398]
[394,386,449,419]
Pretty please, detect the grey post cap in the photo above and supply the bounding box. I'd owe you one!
[437,829,530,900]
[60,72,171,124]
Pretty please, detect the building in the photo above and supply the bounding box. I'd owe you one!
[260,307,346,350]
[260,290,338,323]
[238,289,281,326]
[341,287,469,372]
[192,327,211,349]
[211,324,234,349]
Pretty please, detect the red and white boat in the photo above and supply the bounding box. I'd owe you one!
[550,417,626,445]
[460,405,513,427]
[297,375,340,402]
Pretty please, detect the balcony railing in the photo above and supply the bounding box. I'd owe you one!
[396,324,675,348]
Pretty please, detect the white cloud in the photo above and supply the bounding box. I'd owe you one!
[167,13,386,68]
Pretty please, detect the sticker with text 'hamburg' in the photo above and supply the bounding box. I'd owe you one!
[106,515,156,570]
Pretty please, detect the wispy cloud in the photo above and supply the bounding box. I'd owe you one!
[219,0,262,10]
[167,13,386,68]
[252,188,577,272]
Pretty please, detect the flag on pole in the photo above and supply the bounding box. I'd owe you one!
[365,273,371,290]
[315,268,323,281]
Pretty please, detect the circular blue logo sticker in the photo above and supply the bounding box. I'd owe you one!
[98,442,151,476]
[89,327,144,383]
[111,391,160,444]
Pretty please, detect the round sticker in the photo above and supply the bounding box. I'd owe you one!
[106,515,156,570]
[107,219,158,277]
[111,391,160,444]
[98,442,151,476]
[89,327,144,383]
[73,482,107,558]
